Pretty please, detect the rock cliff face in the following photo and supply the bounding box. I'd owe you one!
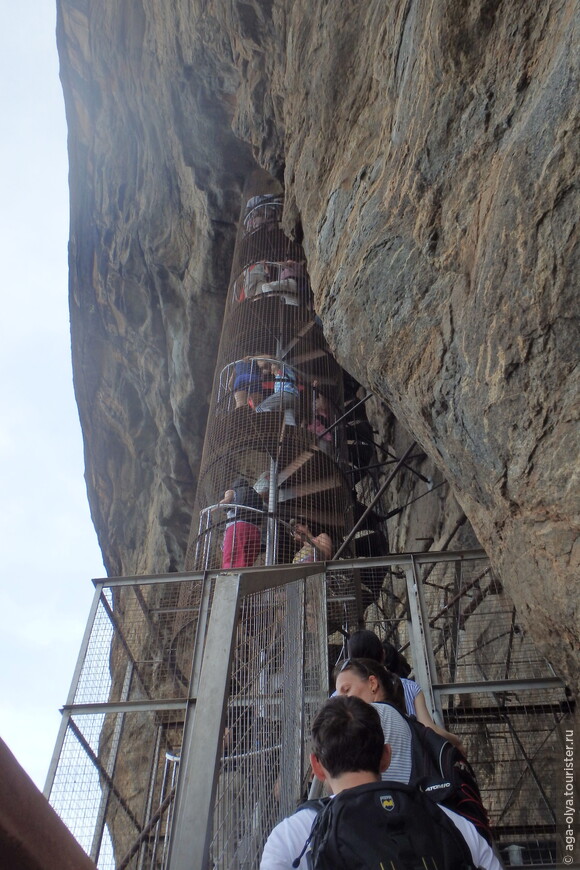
[57,0,578,689]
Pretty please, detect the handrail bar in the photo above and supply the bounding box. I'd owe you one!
[93,549,490,587]
[242,198,283,226]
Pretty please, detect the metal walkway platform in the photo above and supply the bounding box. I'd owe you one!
[45,552,573,868]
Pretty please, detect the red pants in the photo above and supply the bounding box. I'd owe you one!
[222,522,261,569]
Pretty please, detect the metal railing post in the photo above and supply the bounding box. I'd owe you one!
[405,556,444,725]
[279,578,305,811]
[167,573,242,870]
[266,458,279,565]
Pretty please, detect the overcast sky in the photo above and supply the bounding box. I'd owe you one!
[0,3,105,789]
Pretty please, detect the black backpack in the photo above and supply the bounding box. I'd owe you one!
[397,708,492,844]
[294,781,476,870]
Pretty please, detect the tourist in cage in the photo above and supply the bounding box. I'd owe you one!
[228,356,265,409]
[307,380,334,454]
[258,259,306,306]
[215,477,264,569]
[255,361,301,419]
[347,631,464,751]
[244,194,281,231]
[241,260,270,299]
[291,520,333,563]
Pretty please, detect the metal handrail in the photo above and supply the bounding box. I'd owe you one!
[242,198,283,229]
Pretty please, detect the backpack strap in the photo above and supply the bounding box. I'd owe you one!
[292,798,330,868]
[294,798,330,814]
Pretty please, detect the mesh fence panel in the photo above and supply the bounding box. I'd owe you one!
[47,577,207,868]
[209,574,328,868]
[47,570,329,869]
[49,713,111,857]
[446,688,568,866]
[74,590,114,705]
[72,582,204,710]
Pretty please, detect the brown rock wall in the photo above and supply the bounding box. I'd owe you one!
[57,0,578,686]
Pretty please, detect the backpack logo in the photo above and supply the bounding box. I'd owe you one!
[424,782,452,793]
[380,794,395,811]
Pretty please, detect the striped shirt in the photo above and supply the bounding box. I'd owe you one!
[372,703,413,783]
[401,678,422,717]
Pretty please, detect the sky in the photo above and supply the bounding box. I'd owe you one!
[0,3,105,789]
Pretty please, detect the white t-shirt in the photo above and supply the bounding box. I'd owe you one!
[260,800,501,870]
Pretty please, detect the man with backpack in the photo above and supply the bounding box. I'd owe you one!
[260,696,501,869]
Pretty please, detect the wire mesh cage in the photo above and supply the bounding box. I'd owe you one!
[209,573,328,867]
[186,177,357,572]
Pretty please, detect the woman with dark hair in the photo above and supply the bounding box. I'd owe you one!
[382,640,412,678]
[347,629,384,662]
[346,631,464,752]
[333,658,412,783]
[334,657,406,715]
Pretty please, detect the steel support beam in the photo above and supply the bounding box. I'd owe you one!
[432,677,565,695]
[405,558,444,724]
[61,699,187,715]
[92,550,489,591]
[167,574,242,870]
[279,579,305,810]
